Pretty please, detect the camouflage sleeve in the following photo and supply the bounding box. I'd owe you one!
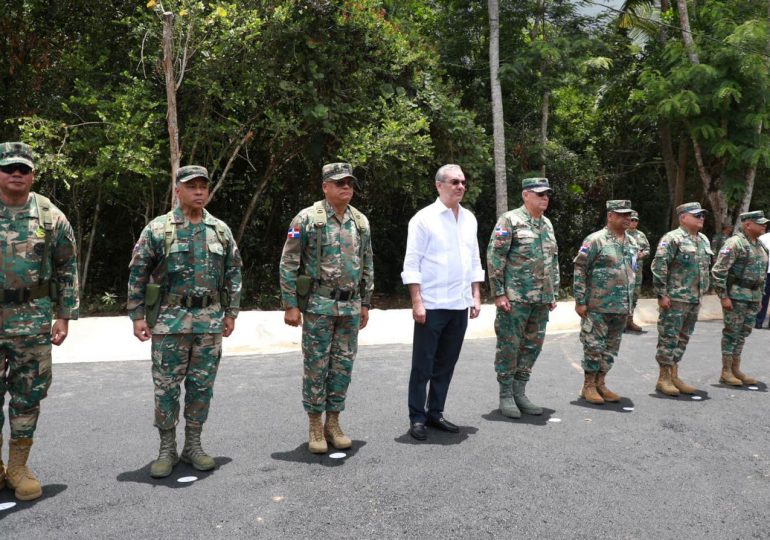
[278,213,306,309]
[572,236,594,305]
[52,214,80,319]
[126,224,159,320]
[360,217,374,305]
[651,233,675,297]
[223,224,243,318]
[486,215,513,297]
[711,238,739,298]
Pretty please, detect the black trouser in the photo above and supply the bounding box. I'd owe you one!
[408,309,468,423]
[756,274,770,327]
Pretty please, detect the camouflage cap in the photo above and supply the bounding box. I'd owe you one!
[322,162,357,183]
[676,202,706,215]
[740,210,770,224]
[176,165,209,184]
[606,200,634,213]
[629,210,639,220]
[0,142,35,169]
[522,177,552,193]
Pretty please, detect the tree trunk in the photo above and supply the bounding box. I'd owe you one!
[488,0,507,217]
[81,184,102,293]
[162,11,180,209]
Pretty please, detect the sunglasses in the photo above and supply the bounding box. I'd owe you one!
[0,164,33,175]
[442,178,467,187]
[331,178,355,188]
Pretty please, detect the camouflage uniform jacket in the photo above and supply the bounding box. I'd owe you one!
[651,227,712,303]
[487,205,559,304]
[1,193,79,335]
[711,231,769,302]
[573,227,638,314]
[127,207,242,334]
[279,200,374,316]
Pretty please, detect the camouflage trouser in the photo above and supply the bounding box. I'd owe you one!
[151,333,222,430]
[494,302,550,383]
[632,268,643,311]
[721,300,760,357]
[302,312,360,414]
[0,333,52,439]
[579,312,627,373]
[655,300,700,366]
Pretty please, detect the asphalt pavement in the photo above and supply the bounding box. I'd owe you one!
[2,320,770,538]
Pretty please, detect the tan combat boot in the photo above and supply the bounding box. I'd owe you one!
[181,423,216,471]
[655,365,680,396]
[150,427,179,478]
[0,435,5,491]
[324,411,352,449]
[580,372,604,404]
[719,355,742,386]
[731,356,757,385]
[308,413,328,454]
[6,438,42,501]
[596,371,621,402]
[671,363,697,394]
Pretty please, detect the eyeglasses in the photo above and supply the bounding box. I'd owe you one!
[442,178,467,187]
[0,164,32,175]
[331,178,355,188]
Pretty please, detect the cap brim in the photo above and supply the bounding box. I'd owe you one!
[0,157,34,169]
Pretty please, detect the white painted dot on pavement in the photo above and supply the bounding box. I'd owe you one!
[329,452,347,459]
[0,502,17,511]
[177,476,198,483]
[748,386,759,390]
[548,418,562,423]
[691,396,703,401]
[623,407,634,411]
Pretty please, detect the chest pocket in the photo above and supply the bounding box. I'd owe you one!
[167,241,190,274]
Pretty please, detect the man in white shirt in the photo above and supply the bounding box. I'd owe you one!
[755,228,770,329]
[401,164,484,440]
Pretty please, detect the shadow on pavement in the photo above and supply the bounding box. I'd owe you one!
[271,440,366,467]
[710,381,767,393]
[648,389,712,401]
[394,426,478,446]
[569,397,636,413]
[116,457,232,487]
[0,484,67,520]
[481,408,557,426]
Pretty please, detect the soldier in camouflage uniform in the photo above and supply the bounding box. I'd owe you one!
[279,163,374,454]
[650,202,712,396]
[0,142,79,500]
[711,210,769,386]
[128,165,242,478]
[573,200,638,404]
[626,210,650,333]
[487,178,559,418]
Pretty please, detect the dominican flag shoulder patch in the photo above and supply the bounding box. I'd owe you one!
[287,227,300,239]
[494,226,509,237]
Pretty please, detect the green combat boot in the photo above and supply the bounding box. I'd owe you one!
[498,380,520,418]
[150,428,179,478]
[6,438,42,501]
[181,424,216,471]
[0,435,6,491]
[308,413,328,454]
[324,411,352,449]
[513,379,543,415]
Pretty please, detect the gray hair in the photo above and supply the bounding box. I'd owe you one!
[435,164,463,183]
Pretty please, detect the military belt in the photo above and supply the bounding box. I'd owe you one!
[0,282,50,304]
[166,292,221,309]
[314,285,356,302]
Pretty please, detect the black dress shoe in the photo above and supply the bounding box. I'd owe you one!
[426,416,459,433]
[409,422,427,440]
